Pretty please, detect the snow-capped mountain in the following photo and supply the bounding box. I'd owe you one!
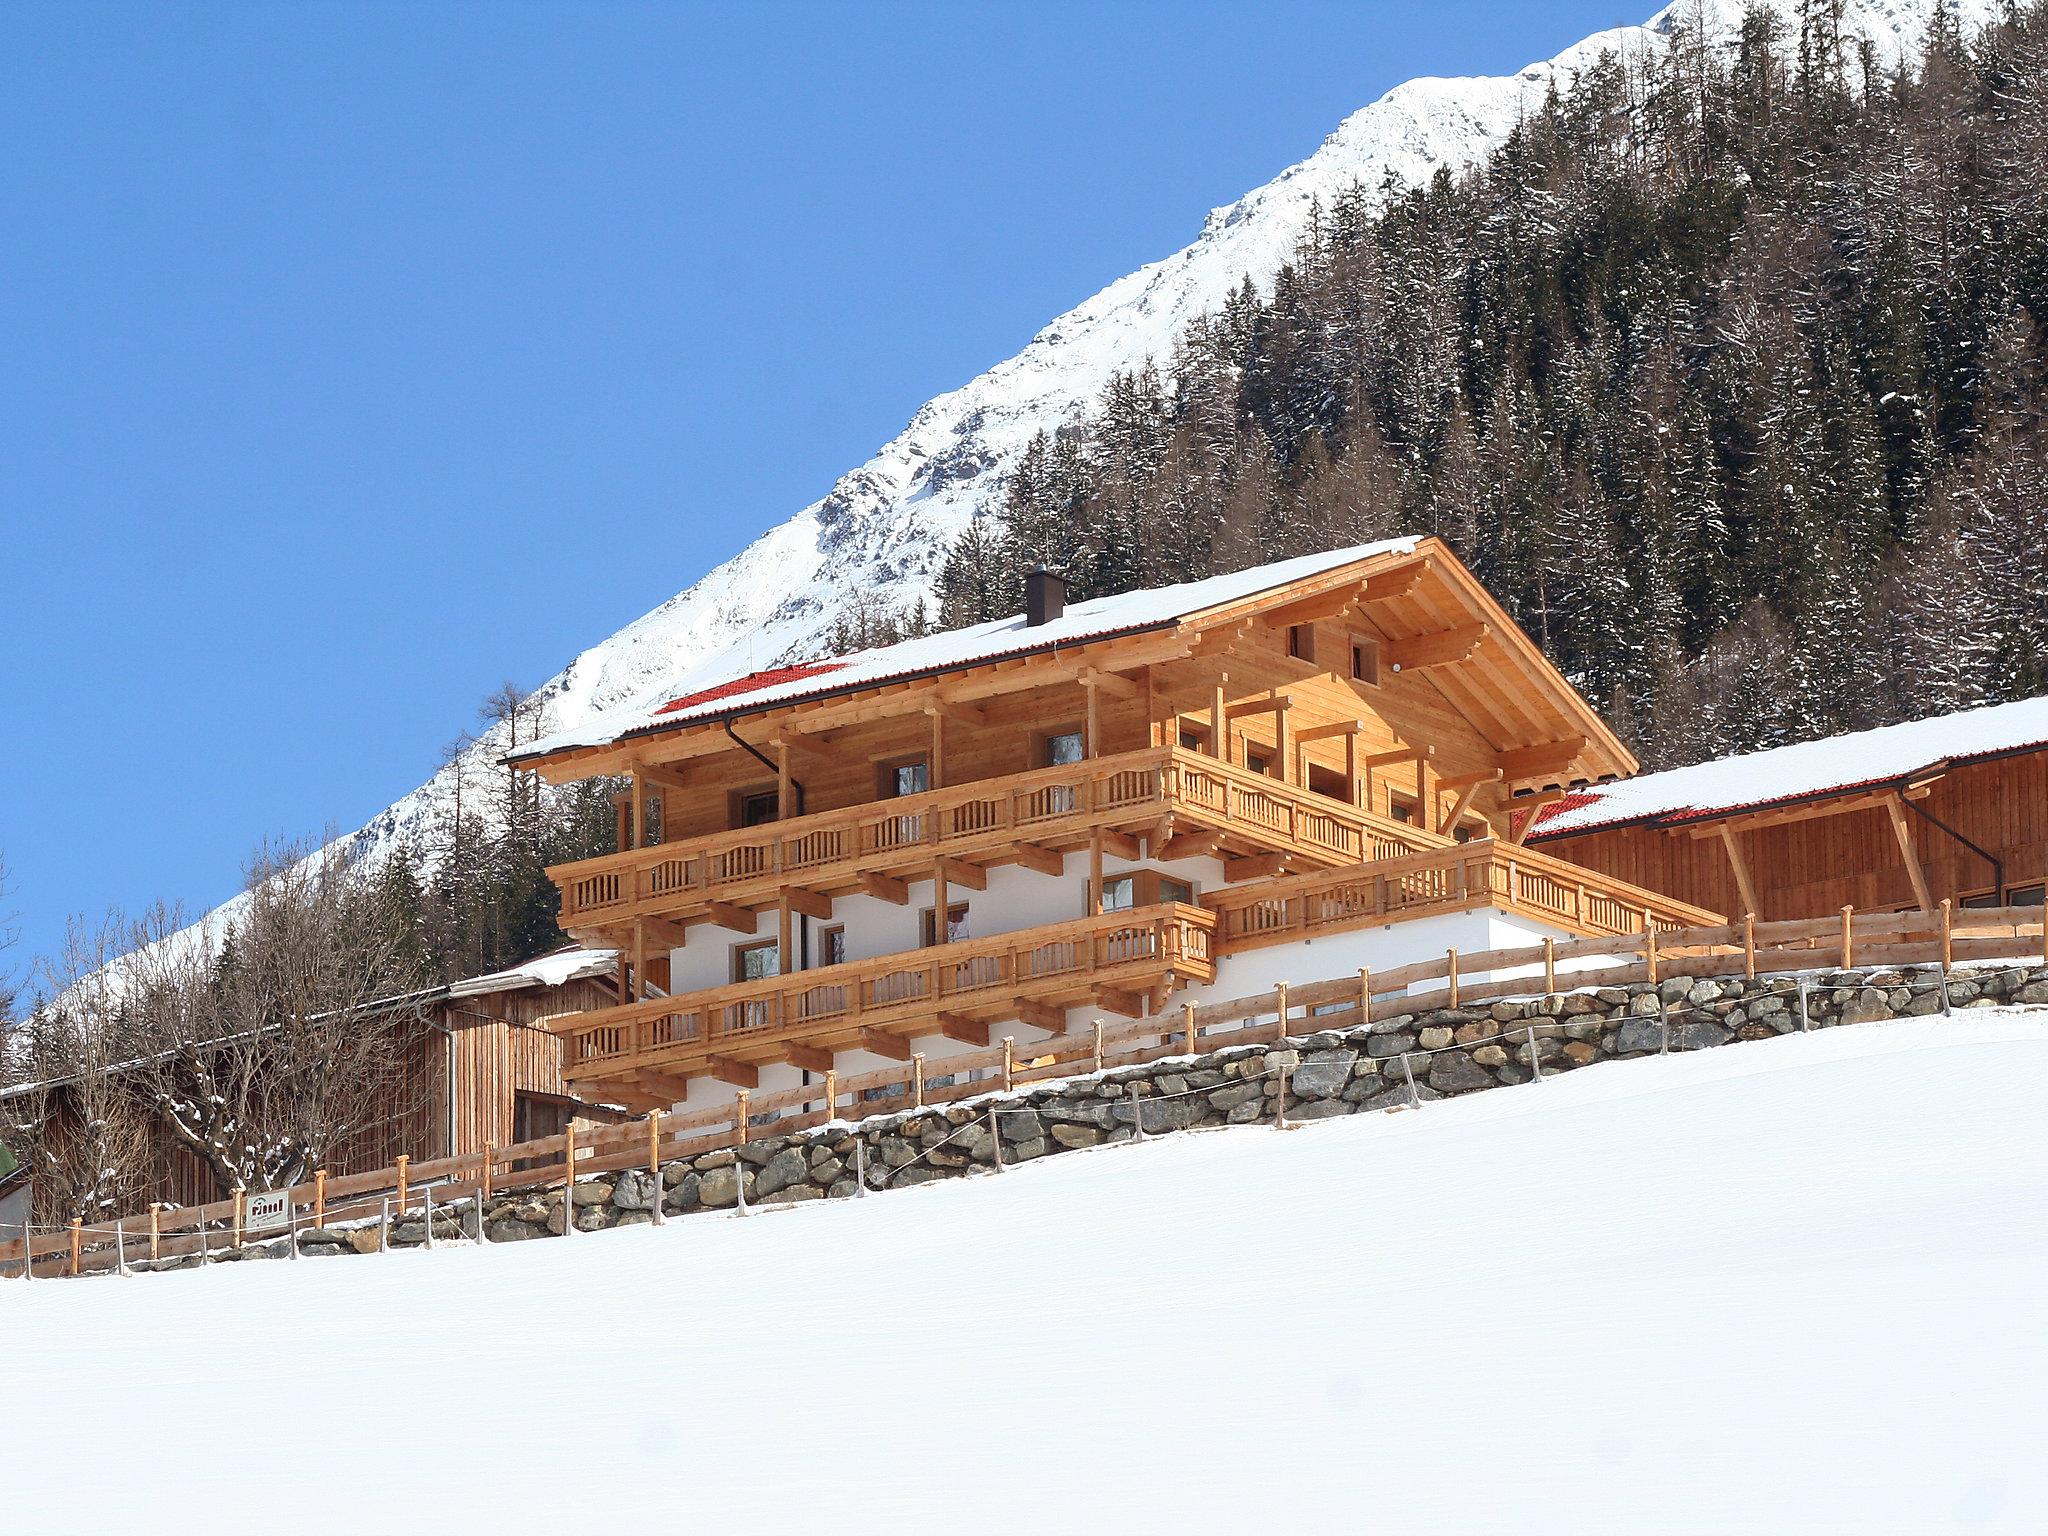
[223,0,2002,913]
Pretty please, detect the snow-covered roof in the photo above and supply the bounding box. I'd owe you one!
[512,540,1420,763]
[1532,694,2048,839]
[447,946,618,999]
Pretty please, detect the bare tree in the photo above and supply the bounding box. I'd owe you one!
[127,844,433,1198]
[0,912,154,1224]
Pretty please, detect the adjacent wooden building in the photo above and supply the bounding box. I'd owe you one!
[1528,697,2048,921]
[515,537,1717,1113]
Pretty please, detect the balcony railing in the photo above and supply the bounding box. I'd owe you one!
[552,745,1452,933]
[1203,839,1723,950]
[560,903,1219,1083]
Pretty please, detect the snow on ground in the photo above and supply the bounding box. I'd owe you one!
[7,1013,2045,1532]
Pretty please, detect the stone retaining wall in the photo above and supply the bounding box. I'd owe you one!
[136,961,2048,1270]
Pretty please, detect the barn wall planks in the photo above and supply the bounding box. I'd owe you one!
[1540,752,2048,920]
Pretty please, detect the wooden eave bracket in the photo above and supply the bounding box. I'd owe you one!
[1384,621,1491,673]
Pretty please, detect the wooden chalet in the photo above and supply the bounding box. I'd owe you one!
[1529,696,2048,921]
[515,537,1718,1114]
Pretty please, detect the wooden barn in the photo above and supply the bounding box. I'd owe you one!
[1527,697,2048,921]
[4,945,627,1219]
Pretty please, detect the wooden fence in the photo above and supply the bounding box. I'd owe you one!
[6,899,2042,1282]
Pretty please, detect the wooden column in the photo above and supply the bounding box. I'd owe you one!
[930,708,945,790]
[778,894,793,974]
[775,739,792,820]
[933,863,948,946]
[1274,699,1291,786]
[1085,677,1100,759]
[1089,826,1105,917]
[630,766,645,851]
[632,920,647,1003]
[1717,823,1761,919]
[1345,733,1359,808]
[1211,674,1228,760]
[1884,794,1933,910]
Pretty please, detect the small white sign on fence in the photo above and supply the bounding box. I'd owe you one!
[244,1191,290,1232]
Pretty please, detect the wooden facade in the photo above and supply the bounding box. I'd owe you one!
[519,540,1698,1110]
[1535,747,2048,922]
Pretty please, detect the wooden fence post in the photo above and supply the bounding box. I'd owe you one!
[313,1169,327,1229]
[733,1093,750,1149]
[479,1149,491,1206]
[1001,1039,1014,1092]
[69,1218,82,1277]
[1273,981,1289,1041]
[232,1190,245,1249]
[1840,905,1854,970]
[148,1205,161,1262]
[824,1070,838,1121]
[1182,1002,1197,1056]
[1446,949,1459,1009]
[1092,1021,1104,1073]
[1940,899,1953,972]
[912,1056,925,1108]
[1744,913,1757,980]
[1358,967,1372,1028]
[395,1155,410,1218]
[1542,938,1555,997]
[647,1110,664,1175]
[1645,926,1659,987]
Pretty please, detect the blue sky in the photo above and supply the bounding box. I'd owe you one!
[1,0,1634,979]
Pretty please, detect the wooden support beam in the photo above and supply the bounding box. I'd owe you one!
[1681,786,1931,839]
[1223,851,1292,882]
[1159,828,1225,861]
[1363,744,1435,770]
[1080,666,1141,701]
[1717,823,1761,919]
[633,761,694,797]
[1293,718,1367,744]
[859,872,910,905]
[858,1027,914,1061]
[1008,842,1065,877]
[1496,737,1587,783]
[1099,829,1142,862]
[1506,790,1566,844]
[1358,558,1431,604]
[785,886,832,921]
[1089,827,1104,917]
[925,697,988,730]
[1224,692,1293,719]
[783,1042,834,1075]
[1437,780,1485,836]
[641,916,690,950]
[704,901,755,934]
[778,894,793,975]
[1436,766,1506,792]
[706,1056,759,1089]
[1084,675,1100,760]
[1211,674,1227,760]
[1884,794,1934,910]
[936,856,988,891]
[934,1013,989,1047]
[1383,621,1489,672]
[1093,987,1145,1019]
[776,739,792,820]
[1013,999,1067,1033]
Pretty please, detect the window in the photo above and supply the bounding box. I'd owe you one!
[733,939,781,984]
[1042,728,1086,767]
[1094,869,1196,914]
[921,903,970,946]
[1245,744,1273,777]
[880,757,930,798]
[1178,722,1210,753]
[1307,763,1351,803]
[1288,623,1316,663]
[2011,884,2045,907]
[733,788,779,829]
[1452,821,1479,844]
[1388,796,1415,825]
[1350,635,1381,687]
[819,924,847,967]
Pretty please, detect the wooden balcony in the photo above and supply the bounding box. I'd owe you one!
[560,903,1219,1105]
[1204,838,1724,951]
[551,744,1452,940]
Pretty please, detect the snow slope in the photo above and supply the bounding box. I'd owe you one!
[176,0,2004,940]
[8,1012,2044,1532]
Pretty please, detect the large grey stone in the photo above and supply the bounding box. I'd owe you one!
[752,1148,810,1198]
[1289,1049,1356,1100]
[1426,1053,1493,1094]
[1207,1081,1264,1112]
[612,1168,657,1212]
[1050,1123,1105,1149]
[696,1166,740,1209]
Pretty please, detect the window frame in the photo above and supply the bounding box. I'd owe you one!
[876,754,931,800]
[1288,623,1317,663]
[920,902,971,947]
[731,937,782,985]
[729,784,780,830]
[1350,633,1382,688]
[818,923,848,967]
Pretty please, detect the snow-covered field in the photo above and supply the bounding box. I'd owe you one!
[7,1014,2044,1532]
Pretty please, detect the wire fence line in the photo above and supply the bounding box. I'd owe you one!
[8,905,2044,1281]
